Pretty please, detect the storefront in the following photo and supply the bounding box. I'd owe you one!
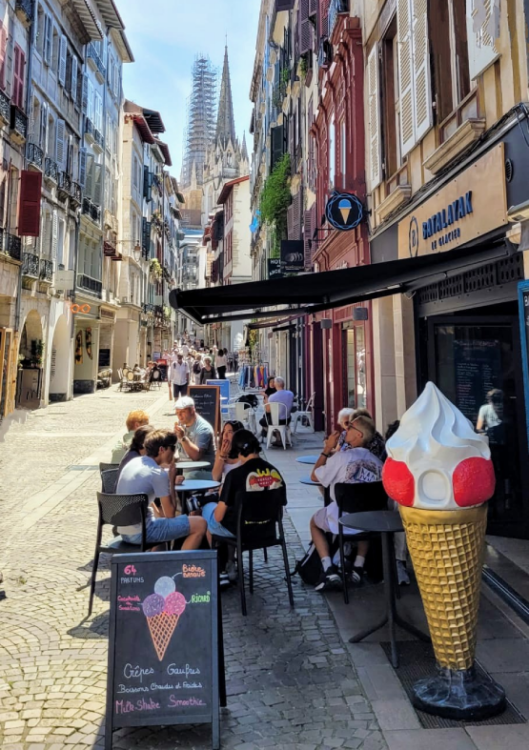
[73,303,101,394]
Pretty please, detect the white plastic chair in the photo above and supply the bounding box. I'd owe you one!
[292,392,315,433]
[266,401,292,450]
[235,401,256,432]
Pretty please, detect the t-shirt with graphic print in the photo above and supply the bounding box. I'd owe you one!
[218,457,286,535]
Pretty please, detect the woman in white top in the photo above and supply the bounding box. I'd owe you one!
[215,348,228,379]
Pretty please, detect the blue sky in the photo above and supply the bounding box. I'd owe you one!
[119,0,260,180]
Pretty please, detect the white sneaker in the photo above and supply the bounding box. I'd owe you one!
[397,560,410,586]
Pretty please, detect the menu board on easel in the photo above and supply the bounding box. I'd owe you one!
[105,551,222,750]
[189,385,221,436]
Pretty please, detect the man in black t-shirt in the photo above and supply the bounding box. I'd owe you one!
[201,430,286,541]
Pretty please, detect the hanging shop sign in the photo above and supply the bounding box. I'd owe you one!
[267,258,283,279]
[325,192,364,231]
[280,240,304,273]
[398,143,508,259]
[71,304,92,314]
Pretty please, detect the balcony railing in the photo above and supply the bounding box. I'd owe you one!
[70,181,82,206]
[0,89,10,125]
[10,105,27,144]
[27,142,43,170]
[44,157,58,182]
[77,274,102,296]
[22,251,39,277]
[87,43,106,81]
[94,129,104,149]
[39,258,53,282]
[142,303,155,314]
[7,234,21,261]
[327,0,349,39]
[82,197,101,224]
[58,171,72,201]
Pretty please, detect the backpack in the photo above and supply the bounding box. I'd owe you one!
[291,543,323,586]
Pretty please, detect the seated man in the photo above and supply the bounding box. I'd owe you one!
[310,416,383,591]
[259,376,294,439]
[116,428,206,548]
[174,396,215,479]
[111,409,150,464]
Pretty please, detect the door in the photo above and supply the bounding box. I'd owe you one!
[342,326,368,410]
[426,316,529,538]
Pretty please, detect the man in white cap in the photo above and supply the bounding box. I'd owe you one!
[174,396,215,478]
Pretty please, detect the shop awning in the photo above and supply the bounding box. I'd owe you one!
[248,314,306,330]
[169,243,517,325]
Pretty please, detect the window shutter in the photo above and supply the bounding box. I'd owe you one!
[309,0,318,16]
[82,74,88,113]
[412,0,433,141]
[40,102,48,151]
[56,119,66,170]
[79,147,87,186]
[87,79,94,120]
[304,208,312,269]
[44,16,52,66]
[95,92,102,130]
[93,163,102,205]
[367,43,382,188]
[0,22,6,89]
[85,156,94,198]
[52,209,58,257]
[466,0,500,80]
[397,0,415,156]
[18,171,43,237]
[13,46,24,108]
[299,0,313,55]
[71,57,78,103]
[58,35,67,85]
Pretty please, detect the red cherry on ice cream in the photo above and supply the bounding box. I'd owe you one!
[382,458,414,506]
[453,457,495,507]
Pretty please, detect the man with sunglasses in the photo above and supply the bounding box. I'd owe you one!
[310,416,383,591]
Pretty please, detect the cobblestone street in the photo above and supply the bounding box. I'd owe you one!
[0,387,386,750]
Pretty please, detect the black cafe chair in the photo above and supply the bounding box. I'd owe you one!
[212,489,294,616]
[89,492,162,616]
[101,468,120,494]
[335,481,389,604]
[99,462,119,475]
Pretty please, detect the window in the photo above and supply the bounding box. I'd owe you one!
[381,17,401,178]
[13,46,26,109]
[36,5,45,57]
[47,114,56,159]
[430,0,470,123]
[329,116,335,189]
[0,22,6,90]
[58,35,67,86]
[340,120,346,185]
[44,15,52,66]
[52,26,59,71]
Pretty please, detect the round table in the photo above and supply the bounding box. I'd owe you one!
[177,460,211,471]
[299,475,321,486]
[296,455,319,465]
[175,479,221,514]
[339,510,429,668]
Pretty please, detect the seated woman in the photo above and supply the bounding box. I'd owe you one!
[118,424,155,476]
[336,408,355,451]
[211,420,245,483]
[201,431,286,577]
[111,409,150,464]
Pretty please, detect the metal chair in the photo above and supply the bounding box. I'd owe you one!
[99,462,119,475]
[150,368,162,389]
[292,392,315,433]
[89,492,154,615]
[235,401,256,432]
[212,488,294,616]
[266,402,292,450]
[335,481,389,604]
[101,468,119,494]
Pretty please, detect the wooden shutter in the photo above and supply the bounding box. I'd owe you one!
[52,209,58,257]
[299,0,313,55]
[309,0,318,16]
[71,57,78,103]
[93,163,102,206]
[13,46,24,108]
[82,74,88,113]
[58,35,67,85]
[0,22,7,90]
[44,15,52,66]
[412,0,432,141]
[304,208,312,269]
[40,102,48,151]
[85,156,94,198]
[397,0,415,156]
[466,0,500,80]
[367,43,382,188]
[95,92,102,130]
[55,119,66,170]
[18,171,43,237]
[79,147,87,186]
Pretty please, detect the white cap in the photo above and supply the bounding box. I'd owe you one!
[175,396,195,409]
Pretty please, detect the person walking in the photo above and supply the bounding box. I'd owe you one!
[199,355,217,384]
[216,348,228,379]
[168,352,190,401]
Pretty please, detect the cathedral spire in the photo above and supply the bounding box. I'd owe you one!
[241,131,248,162]
[215,45,236,149]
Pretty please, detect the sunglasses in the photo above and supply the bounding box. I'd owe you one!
[346,424,363,435]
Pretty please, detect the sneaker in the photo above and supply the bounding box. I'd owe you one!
[314,565,342,592]
[397,560,410,586]
[226,560,238,583]
[351,566,365,586]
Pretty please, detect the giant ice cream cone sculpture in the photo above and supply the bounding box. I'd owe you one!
[143,579,186,662]
[383,382,505,719]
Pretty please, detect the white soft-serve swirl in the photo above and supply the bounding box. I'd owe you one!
[386,382,491,473]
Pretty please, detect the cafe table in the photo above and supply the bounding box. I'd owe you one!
[175,479,221,514]
[176,460,211,471]
[299,475,321,486]
[296,455,319,465]
[339,510,429,668]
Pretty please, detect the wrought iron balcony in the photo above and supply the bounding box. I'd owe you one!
[0,88,10,126]
[87,43,106,82]
[82,196,91,215]
[7,234,21,261]
[27,142,43,170]
[141,245,150,261]
[22,251,39,277]
[39,258,53,282]
[77,273,102,296]
[142,303,155,314]
[90,203,100,223]
[152,173,162,192]
[15,0,32,26]
[10,105,27,144]
[84,117,94,141]
[70,181,82,207]
[94,129,104,149]
[44,157,58,182]
[58,171,72,201]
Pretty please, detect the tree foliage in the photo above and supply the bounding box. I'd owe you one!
[260,153,291,258]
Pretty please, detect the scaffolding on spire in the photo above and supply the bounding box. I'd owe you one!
[181,54,217,190]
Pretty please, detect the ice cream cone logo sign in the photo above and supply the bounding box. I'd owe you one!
[143,577,187,661]
[382,382,505,720]
[70,303,91,314]
[325,192,364,232]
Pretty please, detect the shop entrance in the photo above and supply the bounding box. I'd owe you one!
[419,309,529,538]
[342,326,367,410]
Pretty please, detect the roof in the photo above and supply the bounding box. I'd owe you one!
[155,139,172,167]
[110,27,134,63]
[70,0,103,42]
[170,242,515,325]
[94,0,125,29]
[143,109,165,134]
[124,102,156,144]
[217,175,250,204]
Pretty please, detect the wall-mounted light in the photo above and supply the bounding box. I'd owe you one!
[353,308,368,321]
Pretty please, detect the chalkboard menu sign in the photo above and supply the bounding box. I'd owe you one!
[106,551,222,750]
[189,385,221,435]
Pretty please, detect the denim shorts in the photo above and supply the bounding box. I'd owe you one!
[122,515,191,545]
[202,502,235,539]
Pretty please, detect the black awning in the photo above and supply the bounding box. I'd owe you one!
[169,243,516,325]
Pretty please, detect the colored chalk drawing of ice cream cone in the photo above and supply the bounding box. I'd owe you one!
[142,580,186,662]
[382,382,505,720]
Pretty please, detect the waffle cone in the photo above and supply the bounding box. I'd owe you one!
[399,505,487,671]
[146,613,179,661]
